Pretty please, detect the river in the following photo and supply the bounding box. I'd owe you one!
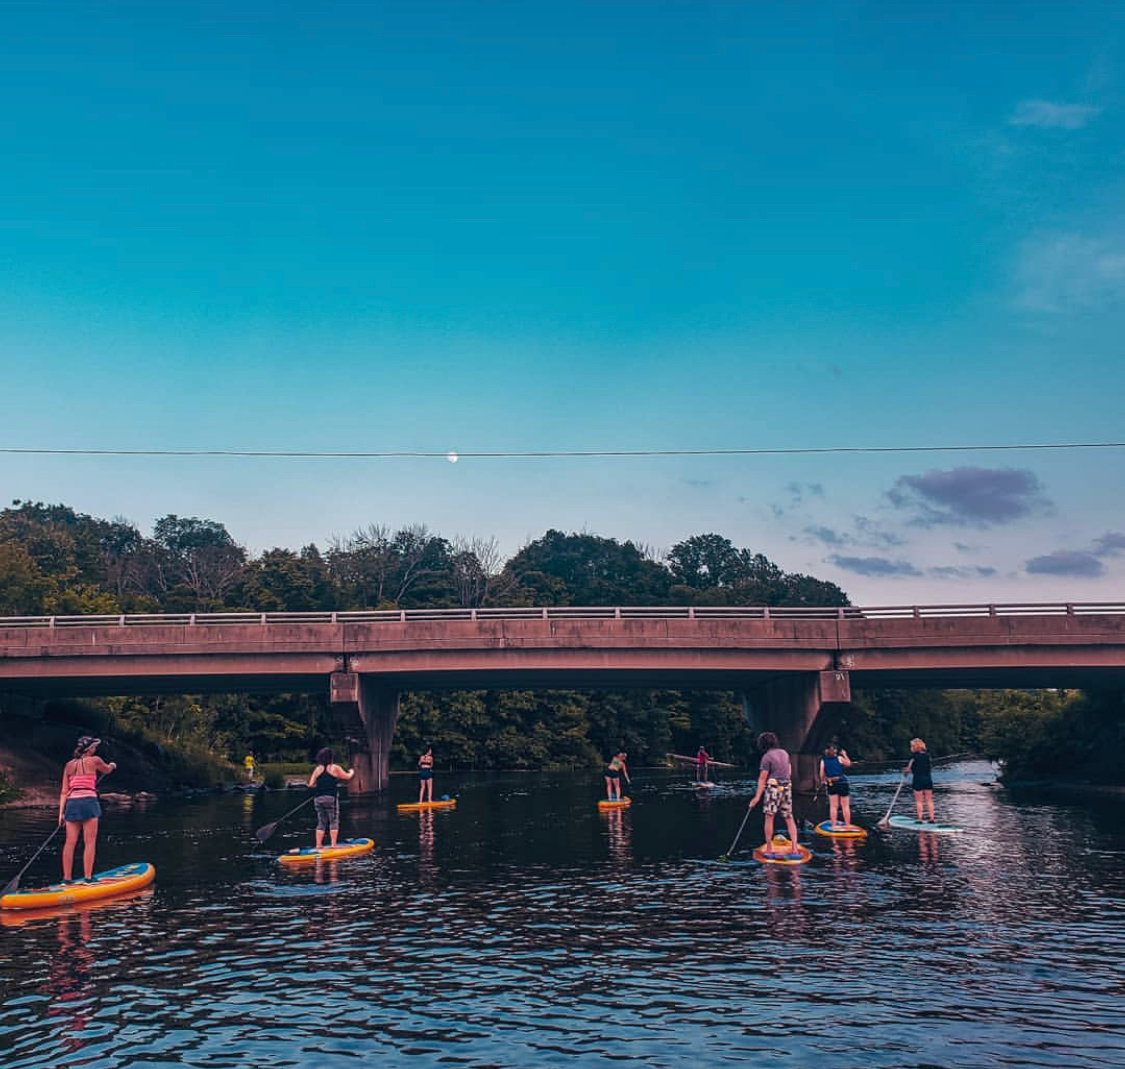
[1,761,1123,1068]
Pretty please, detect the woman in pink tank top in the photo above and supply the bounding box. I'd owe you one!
[58,736,117,883]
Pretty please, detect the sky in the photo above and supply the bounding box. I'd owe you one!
[1,1,1123,604]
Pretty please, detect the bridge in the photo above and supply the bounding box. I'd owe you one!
[2,602,1123,792]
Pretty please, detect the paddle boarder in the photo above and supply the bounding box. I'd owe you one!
[818,744,854,828]
[307,748,355,849]
[748,732,800,858]
[58,737,116,884]
[696,745,712,783]
[418,746,435,803]
[906,738,936,823]
[605,751,630,801]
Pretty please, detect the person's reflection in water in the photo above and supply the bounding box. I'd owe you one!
[604,808,632,868]
[313,859,342,886]
[43,911,95,1054]
[761,866,805,935]
[917,832,940,866]
[418,810,437,888]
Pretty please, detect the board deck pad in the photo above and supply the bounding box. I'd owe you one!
[814,821,867,838]
[752,836,811,865]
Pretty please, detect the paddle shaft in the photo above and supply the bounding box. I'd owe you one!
[720,798,758,859]
[255,794,314,841]
[877,775,908,827]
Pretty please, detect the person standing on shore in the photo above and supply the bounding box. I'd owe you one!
[59,737,116,883]
[906,738,935,822]
[418,746,435,803]
[307,748,354,849]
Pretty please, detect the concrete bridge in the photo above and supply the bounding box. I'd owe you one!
[1,602,1123,792]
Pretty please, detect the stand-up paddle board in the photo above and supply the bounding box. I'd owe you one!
[278,838,374,865]
[1,862,155,911]
[598,798,631,811]
[396,799,457,811]
[752,835,811,865]
[814,821,867,839]
[887,816,963,833]
[690,781,717,789]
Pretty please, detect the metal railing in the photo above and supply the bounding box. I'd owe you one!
[0,602,1123,628]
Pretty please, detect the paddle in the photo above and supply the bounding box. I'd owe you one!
[877,775,908,829]
[2,824,64,897]
[255,794,314,842]
[718,797,759,862]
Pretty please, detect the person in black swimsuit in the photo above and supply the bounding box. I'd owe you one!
[307,747,354,849]
[906,738,935,822]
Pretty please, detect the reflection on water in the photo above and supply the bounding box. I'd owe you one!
[1,763,1124,1068]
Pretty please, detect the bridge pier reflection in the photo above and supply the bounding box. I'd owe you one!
[741,670,851,792]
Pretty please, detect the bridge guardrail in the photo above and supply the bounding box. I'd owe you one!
[0,602,1123,628]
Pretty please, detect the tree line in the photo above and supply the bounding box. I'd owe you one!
[3,500,1109,784]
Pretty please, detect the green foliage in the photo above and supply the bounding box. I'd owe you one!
[836,689,979,762]
[978,689,1125,784]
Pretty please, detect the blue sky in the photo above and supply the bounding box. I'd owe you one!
[1,1,1123,602]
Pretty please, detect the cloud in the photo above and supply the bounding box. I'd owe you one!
[804,525,848,547]
[829,554,922,577]
[888,467,1049,526]
[1093,531,1125,557]
[928,565,998,579]
[1009,99,1101,130]
[1025,550,1105,577]
[1013,233,1125,313]
[684,478,715,489]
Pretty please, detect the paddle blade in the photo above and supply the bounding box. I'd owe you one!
[255,822,279,842]
[2,874,20,896]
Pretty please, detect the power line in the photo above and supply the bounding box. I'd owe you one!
[0,441,1124,459]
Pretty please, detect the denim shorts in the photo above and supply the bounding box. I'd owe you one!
[64,797,102,822]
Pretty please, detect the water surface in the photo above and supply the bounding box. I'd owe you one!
[2,762,1123,1068]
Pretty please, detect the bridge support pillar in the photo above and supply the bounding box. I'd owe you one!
[330,673,400,794]
[741,670,851,793]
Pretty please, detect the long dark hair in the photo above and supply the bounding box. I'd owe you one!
[315,747,333,767]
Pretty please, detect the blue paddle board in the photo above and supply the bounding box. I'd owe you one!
[887,815,963,833]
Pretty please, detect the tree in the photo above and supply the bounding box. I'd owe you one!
[152,515,247,607]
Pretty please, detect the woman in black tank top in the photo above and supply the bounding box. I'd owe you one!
[307,747,355,849]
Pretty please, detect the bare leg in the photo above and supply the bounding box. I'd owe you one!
[329,827,339,847]
[786,813,799,846]
[828,794,839,826]
[425,778,433,802]
[762,812,775,850]
[914,791,923,821]
[841,796,852,826]
[81,818,99,879]
[62,822,80,881]
[315,827,325,849]
[925,790,935,821]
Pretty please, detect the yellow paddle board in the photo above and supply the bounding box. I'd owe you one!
[753,836,811,865]
[597,798,631,811]
[277,838,374,865]
[1,862,155,911]
[396,799,457,811]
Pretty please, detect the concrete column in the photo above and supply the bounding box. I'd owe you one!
[740,670,851,793]
[329,673,400,794]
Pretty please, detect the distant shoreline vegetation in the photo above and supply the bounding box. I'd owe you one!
[0,501,1120,786]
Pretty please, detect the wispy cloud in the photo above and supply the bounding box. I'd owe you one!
[1093,531,1125,557]
[888,467,1049,527]
[828,554,921,578]
[1009,99,1101,130]
[929,565,998,580]
[1013,233,1125,313]
[1025,550,1105,577]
